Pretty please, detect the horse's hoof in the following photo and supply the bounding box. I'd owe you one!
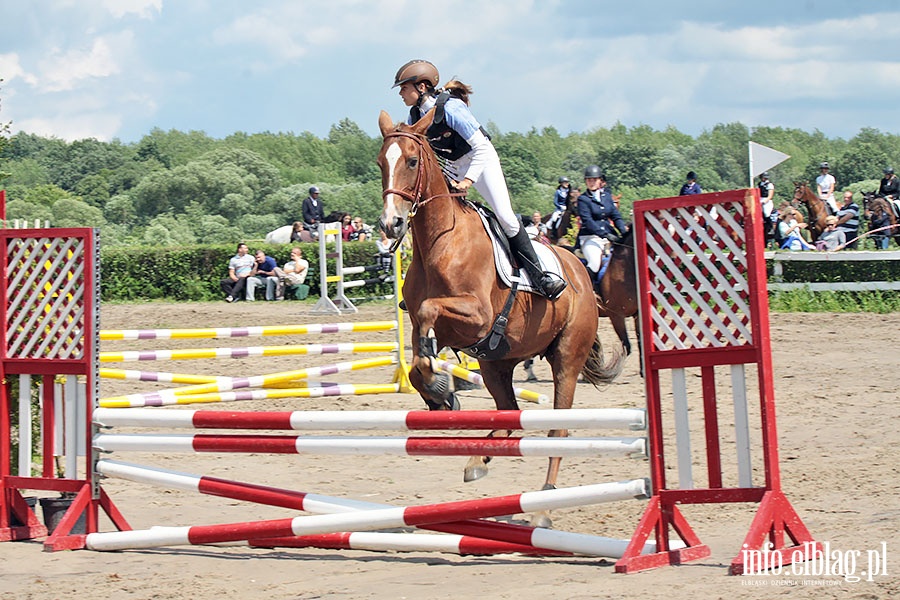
[444,392,460,411]
[530,512,553,529]
[423,371,451,401]
[463,464,489,482]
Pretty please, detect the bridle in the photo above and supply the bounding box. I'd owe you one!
[380,130,467,214]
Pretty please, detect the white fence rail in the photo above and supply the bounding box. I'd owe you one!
[765,250,900,292]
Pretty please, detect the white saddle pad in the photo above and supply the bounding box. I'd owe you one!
[474,210,564,294]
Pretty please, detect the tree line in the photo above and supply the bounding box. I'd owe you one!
[2,114,900,246]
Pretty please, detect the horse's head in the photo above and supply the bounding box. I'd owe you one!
[376,109,435,240]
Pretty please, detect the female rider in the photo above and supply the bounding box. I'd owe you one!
[392,59,565,299]
[577,165,627,283]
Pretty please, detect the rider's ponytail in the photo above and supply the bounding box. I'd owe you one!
[442,80,473,105]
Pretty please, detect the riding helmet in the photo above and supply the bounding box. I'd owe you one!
[392,60,440,88]
[885,167,894,175]
[820,162,830,169]
[760,171,769,178]
[584,165,603,179]
[686,171,697,180]
[309,186,320,195]
[558,176,570,184]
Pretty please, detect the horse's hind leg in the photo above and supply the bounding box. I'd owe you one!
[463,360,518,482]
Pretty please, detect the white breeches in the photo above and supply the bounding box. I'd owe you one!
[579,235,610,272]
[448,154,521,237]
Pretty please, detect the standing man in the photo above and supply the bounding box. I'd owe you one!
[220,243,255,302]
[301,186,326,238]
[679,171,702,195]
[835,190,860,249]
[816,162,837,214]
[758,172,776,247]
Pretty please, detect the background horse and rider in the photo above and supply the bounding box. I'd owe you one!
[376,110,623,527]
[792,182,829,241]
[862,191,900,247]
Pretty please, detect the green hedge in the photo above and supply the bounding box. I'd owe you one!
[98,241,392,301]
[766,256,900,283]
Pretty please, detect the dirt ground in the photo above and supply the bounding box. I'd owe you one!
[1,302,898,600]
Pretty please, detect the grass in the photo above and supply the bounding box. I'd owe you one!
[768,289,900,313]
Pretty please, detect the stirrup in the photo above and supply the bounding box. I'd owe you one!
[539,274,566,300]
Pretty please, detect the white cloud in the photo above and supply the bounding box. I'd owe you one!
[13,112,123,141]
[101,0,162,19]
[35,32,135,92]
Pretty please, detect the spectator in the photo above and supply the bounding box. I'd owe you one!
[816,162,837,214]
[679,171,702,195]
[289,221,311,243]
[301,186,326,237]
[525,211,548,241]
[220,243,254,302]
[866,199,892,250]
[273,247,310,300]
[816,216,846,251]
[776,210,814,251]
[351,217,372,242]
[758,172,777,248]
[246,249,279,301]
[577,165,627,282]
[835,191,860,249]
[340,213,354,241]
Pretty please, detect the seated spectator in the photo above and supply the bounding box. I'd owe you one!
[815,216,846,251]
[835,191,860,249]
[246,249,279,301]
[866,201,892,250]
[350,217,373,242]
[220,243,255,302]
[290,221,312,243]
[525,211,549,241]
[273,247,310,300]
[777,210,814,251]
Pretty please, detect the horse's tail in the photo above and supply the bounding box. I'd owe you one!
[580,333,625,385]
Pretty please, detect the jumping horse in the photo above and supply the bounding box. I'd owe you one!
[376,110,622,527]
[792,182,829,241]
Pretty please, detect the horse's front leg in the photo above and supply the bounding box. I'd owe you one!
[409,296,492,411]
[463,360,519,482]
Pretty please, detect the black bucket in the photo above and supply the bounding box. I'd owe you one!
[40,496,86,535]
[9,496,38,527]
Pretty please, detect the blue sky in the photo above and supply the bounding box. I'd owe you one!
[2,0,899,143]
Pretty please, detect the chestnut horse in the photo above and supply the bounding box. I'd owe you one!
[377,110,622,527]
[596,229,640,363]
[792,182,829,241]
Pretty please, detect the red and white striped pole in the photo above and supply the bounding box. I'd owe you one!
[85,476,648,553]
[93,407,646,432]
[92,433,647,457]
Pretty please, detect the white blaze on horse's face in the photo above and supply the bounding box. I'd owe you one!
[381,141,407,238]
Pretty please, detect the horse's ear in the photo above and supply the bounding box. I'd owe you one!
[410,109,434,135]
[378,111,394,137]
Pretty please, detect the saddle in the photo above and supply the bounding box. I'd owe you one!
[457,202,565,361]
[470,202,564,293]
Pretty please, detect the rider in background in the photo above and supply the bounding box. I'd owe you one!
[392,59,565,299]
[816,162,838,214]
[577,165,627,283]
[547,176,570,233]
[878,167,900,205]
[679,171,702,195]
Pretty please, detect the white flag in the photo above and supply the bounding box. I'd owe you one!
[748,141,790,182]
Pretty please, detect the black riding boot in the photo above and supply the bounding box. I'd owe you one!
[508,228,566,299]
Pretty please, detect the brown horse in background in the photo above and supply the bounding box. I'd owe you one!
[542,188,579,246]
[596,229,640,367]
[862,193,899,246]
[792,182,829,241]
[377,110,623,528]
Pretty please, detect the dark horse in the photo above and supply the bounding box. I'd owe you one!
[792,182,829,242]
[862,192,899,247]
[596,229,640,362]
[376,110,623,527]
[542,188,578,246]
